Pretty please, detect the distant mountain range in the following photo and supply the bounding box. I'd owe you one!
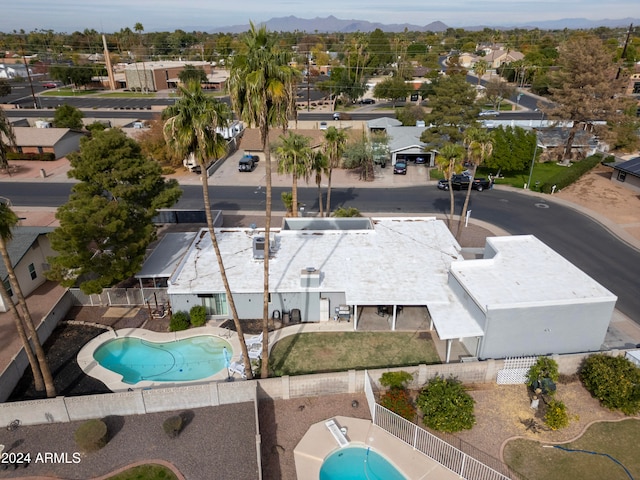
[205,15,638,34]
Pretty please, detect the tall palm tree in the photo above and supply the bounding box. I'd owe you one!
[309,150,329,217]
[275,132,312,217]
[133,22,148,93]
[0,107,17,170]
[322,126,347,217]
[457,128,494,239]
[0,202,56,397]
[163,81,253,379]
[228,23,299,379]
[436,143,465,231]
[473,60,488,86]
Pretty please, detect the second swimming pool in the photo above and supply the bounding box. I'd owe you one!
[93,335,233,384]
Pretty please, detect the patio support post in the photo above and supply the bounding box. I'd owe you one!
[445,339,452,364]
[392,305,397,331]
[353,304,358,331]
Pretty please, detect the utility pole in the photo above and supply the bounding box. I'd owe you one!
[21,38,38,109]
[615,23,633,80]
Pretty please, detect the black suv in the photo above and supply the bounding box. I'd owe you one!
[437,174,490,191]
[238,155,257,172]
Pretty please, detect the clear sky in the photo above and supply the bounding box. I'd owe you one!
[3,0,639,33]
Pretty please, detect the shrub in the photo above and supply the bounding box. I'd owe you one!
[169,311,190,332]
[163,415,183,438]
[380,387,416,421]
[74,419,108,452]
[189,305,207,327]
[417,376,475,433]
[162,166,176,175]
[580,354,640,415]
[544,399,570,430]
[380,371,413,390]
[6,152,56,161]
[527,356,559,395]
[332,207,361,217]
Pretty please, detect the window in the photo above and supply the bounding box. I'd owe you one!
[633,82,640,95]
[28,263,37,280]
[617,171,627,182]
[198,293,227,316]
[2,279,12,297]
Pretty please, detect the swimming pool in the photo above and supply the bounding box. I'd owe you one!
[92,335,233,384]
[319,446,407,480]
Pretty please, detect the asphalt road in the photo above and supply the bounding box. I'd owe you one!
[3,182,639,322]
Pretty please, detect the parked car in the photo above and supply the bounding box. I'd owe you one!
[437,174,490,191]
[415,156,427,164]
[333,112,341,120]
[238,155,256,172]
[393,161,407,175]
[359,98,375,104]
[42,82,58,89]
[479,110,500,117]
[319,121,328,130]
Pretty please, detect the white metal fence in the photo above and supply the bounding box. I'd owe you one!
[364,371,518,480]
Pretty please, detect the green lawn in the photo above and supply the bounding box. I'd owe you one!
[106,464,178,480]
[477,162,566,191]
[269,332,440,376]
[504,419,640,480]
[40,88,101,97]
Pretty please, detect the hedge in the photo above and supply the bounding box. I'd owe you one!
[6,152,56,161]
[539,154,603,193]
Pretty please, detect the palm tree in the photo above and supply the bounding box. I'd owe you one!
[457,128,494,239]
[163,81,253,379]
[0,107,16,170]
[133,22,148,93]
[473,60,488,86]
[228,23,299,379]
[275,132,312,217]
[0,202,56,397]
[436,143,465,230]
[309,150,329,217]
[322,126,347,217]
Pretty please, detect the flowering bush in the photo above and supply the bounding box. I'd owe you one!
[380,387,416,421]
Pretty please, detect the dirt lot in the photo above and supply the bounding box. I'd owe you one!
[552,163,640,242]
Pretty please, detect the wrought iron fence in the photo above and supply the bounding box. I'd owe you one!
[68,288,169,307]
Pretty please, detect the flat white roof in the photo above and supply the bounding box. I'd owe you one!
[136,232,196,279]
[168,217,463,307]
[449,235,617,310]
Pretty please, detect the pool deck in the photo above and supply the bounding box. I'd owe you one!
[77,326,242,391]
[294,416,462,480]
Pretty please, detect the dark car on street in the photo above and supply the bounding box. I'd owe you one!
[437,174,491,191]
[393,161,407,175]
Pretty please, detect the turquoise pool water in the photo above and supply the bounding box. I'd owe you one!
[319,446,407,480]
[93,335,232,384]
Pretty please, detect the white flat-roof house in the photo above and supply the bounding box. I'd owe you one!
[167,217,617,362]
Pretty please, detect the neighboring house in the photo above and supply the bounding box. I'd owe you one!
[611,156,640,193]
[386,125,436,167]
[1,127,86,159]
[239,128,329,162]
[483,49,524,69]
[166,217,616,362]
[0,227,55,313]
[536,127,599,162]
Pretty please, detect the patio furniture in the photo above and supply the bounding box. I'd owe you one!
[228,358,247,379]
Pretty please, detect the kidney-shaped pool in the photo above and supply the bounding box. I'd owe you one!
[92,335,233,384]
